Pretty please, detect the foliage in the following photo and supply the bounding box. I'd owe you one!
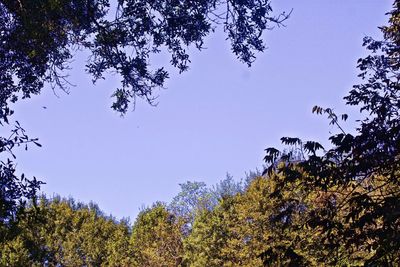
[0,123,43,242]
[185,174,313,266]
[0,0,288,114]
[184,196,238,266]
[262,0,400,264]
[131,202,184,267]
[211,173,243,200]
[0,196,133,266]
[169,181,213,229]
[169,176,243,236]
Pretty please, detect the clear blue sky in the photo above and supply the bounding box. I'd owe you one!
[13,0,392,220]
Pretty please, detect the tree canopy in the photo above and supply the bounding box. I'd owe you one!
[0,0,289,115]
[262,0,400,264]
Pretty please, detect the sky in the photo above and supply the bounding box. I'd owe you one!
[12,0,393,220]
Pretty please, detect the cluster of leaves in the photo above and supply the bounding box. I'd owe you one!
[261,0,400,265]
[0,0,288,114]
[0,121,43,233]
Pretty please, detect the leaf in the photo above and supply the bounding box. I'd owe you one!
[312,105,324,114]
[264,147,280,164]
[280,137,301,146]
[33,142,42,147]
[303,141,324,154]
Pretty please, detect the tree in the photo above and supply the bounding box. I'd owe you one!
[169,181,213,233]
[185,174,315,267]
[0,196,133,266]
[0,121,43,240]
[184,196,239,266]
[170,176,243,236]
[262,0,400,264]
[130,202,184,266]
[211,173,243,200]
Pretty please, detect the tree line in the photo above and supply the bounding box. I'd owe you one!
[2,164,398,266]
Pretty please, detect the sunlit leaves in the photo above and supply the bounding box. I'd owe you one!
[1,196,134,266]
[131,202,184,266]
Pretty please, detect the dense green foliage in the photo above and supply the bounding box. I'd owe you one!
[1,196,133,266]
[2,171,398,265]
